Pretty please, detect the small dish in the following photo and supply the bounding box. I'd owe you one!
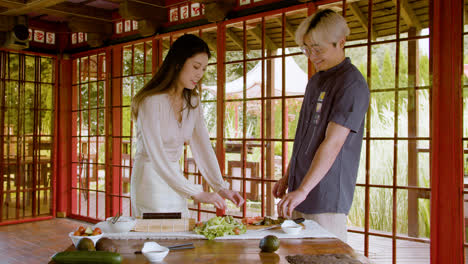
[281,220,302,235]
[141,241,169,263]
[68,232,103,248]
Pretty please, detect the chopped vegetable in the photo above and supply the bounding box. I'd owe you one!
[193,216,246,240]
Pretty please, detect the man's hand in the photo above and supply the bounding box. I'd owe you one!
[218,189,245,207]
[277,190,308,218]
[192,192,227,210]
[272,176,288,198]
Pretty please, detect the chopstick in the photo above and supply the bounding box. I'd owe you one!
[111,213,122,224]
[134,243,195,254]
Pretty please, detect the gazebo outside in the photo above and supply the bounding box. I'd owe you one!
[0,0,464,263]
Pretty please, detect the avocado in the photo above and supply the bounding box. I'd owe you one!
[259,235,280,253]
[77,237,96,251]
[96,238,118,252]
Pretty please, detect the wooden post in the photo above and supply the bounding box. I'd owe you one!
[266,49,276,216]
[407,27,420,238]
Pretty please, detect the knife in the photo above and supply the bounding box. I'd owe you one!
[255,218,305,231]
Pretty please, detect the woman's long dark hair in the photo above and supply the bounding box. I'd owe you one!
[131,34,211,120]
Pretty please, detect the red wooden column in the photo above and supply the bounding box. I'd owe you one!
[108,47,123,218]
[431,0,464,263]
[216,23,226,217]
[56,55,73,217]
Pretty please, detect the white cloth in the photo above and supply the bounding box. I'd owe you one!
[292,210,348,242]
[103,220,336,240]
[131,93,229,217]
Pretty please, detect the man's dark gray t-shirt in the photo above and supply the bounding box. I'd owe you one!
[289,57,369,215]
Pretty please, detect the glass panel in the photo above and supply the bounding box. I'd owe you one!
[286,98,302,140]
[357,139,367,185]
[246,17,263,59]
[370,92,395,138]
[246,100,261,139]
[346,46,368,81]
[122,107,131,137]
[225,140,242,176]
[369,187,393,233]
[373,0,396,41]
[371,43,396,90]
[263,58,281,98]
[202,27,217,63]
[286,55,307,96]
[344,0,369,45]
[162,37,170,62]
[25,55,35,82]
[134,43,145,74]
[89,55,98,81]
[123,45,133,76]
[40,84,53,110]
[123,76,133,106]
[370,140,394,185]
[89,82,97,109]
[245,60,262,99]
[349,186,365,229]
[145,41,152,73]
[264,99,282,139]
[9,53,19,80]
[400,0,429,38]
[285,9,307,55]
[202,101,217,138]
[225,101,243,139]
[225,62,244,99]
[80,57,89,82]
[40,110,53,135]
[226,22,244,62]
[40,57,53,83]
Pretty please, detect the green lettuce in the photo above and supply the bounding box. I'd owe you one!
[193,215,246,240]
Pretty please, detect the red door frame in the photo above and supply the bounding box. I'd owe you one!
[430,0,464,263]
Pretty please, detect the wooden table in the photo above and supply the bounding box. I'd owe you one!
[51,238,365,264]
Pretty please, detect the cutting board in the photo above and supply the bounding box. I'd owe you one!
[133,218,196,232]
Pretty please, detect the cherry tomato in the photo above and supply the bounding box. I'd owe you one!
[73,230,81,236]
[93,227,102,234]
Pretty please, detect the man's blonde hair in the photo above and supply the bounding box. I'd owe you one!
[295,9,350,47]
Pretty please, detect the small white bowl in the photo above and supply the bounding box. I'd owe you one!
[141,242,169,263]
[68,232,103,248]
[281,220,302,235]
[105,216,136,233]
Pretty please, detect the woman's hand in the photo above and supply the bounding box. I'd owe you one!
[192,192,227,210]
[272,175,289,198]
[218,189,244,207]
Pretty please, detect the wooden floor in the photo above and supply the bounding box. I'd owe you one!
[0,218,463,264]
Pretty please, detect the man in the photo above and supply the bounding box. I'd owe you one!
[273,9,370,242]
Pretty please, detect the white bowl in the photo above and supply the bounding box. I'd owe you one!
[141,242,169,263]
[281,220,302,235]
[68,232,104,248]
[105,216,136,233]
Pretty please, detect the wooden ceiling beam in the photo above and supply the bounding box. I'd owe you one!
[119,0,166,21]
[0,0,66,15]
[349,2,377,41]
[249,24,277,50]
[201,34,217,53]
[68,18,112,35]
[274,17,295,40]
[226,28,247,52]
[393,0,422,31]
[49,2,114,22]
[119,0,166,37]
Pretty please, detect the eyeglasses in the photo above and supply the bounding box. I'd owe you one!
[300,43,335,57]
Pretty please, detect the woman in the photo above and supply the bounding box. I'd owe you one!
[130,34,244,218]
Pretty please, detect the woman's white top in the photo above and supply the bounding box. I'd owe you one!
[131,93,229,216]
